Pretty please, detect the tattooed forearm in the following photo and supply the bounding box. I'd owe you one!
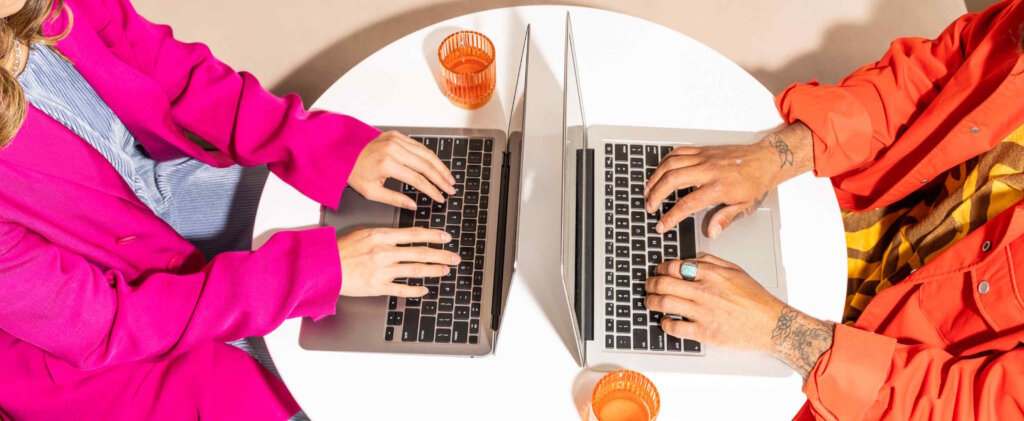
[769,306,835,379]
[766,134,795,168]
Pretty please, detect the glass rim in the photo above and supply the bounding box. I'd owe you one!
[437,30,496,75]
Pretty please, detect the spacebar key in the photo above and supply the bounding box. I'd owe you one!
[401,309,420,342]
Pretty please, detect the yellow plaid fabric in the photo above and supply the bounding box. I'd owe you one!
[842,124,1024,324]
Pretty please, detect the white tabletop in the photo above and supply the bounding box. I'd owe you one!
[253,6,847,420]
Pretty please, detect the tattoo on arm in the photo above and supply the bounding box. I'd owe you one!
[770,306,835,379]
[767,134,795,168]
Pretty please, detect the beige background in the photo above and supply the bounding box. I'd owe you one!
[131,1,992,107]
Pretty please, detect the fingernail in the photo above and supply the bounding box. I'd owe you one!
[451,254,460,264]
[421,287,430,295]
[406,200,417,210]
[656,221,665,233]
[438,196,446,203]
[444,266,452,275]
[709,224,722,239]
[442,232,451,242]
[448,175,456,184]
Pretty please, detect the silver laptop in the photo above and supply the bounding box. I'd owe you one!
[559,14,789,376]
[298,26,531,357]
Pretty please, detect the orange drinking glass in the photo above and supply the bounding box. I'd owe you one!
[438,30,496,109]
[591,370,661,421]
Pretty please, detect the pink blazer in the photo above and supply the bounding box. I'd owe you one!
[0,0,379,419]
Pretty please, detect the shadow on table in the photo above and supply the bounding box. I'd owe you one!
[272,0,598,107]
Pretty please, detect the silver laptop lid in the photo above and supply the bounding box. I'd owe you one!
[559,13,589,365]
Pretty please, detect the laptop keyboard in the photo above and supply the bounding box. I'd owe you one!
[602,142,701,354]
[384,136,494,345]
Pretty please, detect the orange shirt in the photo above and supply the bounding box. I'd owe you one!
[776,1,1024,419]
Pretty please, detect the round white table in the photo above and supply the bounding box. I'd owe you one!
[253,6,847,420]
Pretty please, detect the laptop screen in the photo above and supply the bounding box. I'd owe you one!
[560,13,590,361]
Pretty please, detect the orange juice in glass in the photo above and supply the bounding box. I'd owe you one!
[591,370,660,421]
[438,30,495,109]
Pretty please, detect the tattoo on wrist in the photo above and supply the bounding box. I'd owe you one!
[766,134,795,168]
[769,306,835,379]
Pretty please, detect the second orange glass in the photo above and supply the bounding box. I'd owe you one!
[591,370,660,421]
[438,30,495,109]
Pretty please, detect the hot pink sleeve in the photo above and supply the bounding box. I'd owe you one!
[84,0,380,209]
[0,220,341,370]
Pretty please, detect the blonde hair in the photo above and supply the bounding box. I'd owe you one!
[0,0,69,147]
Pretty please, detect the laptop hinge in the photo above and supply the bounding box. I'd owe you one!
[574,148,595,342]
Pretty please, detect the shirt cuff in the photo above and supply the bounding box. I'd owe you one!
[803,323,897,421]
[775,81,874,179]
[290,227,343,322]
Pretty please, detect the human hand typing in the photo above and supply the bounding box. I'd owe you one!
[349,131,456,209]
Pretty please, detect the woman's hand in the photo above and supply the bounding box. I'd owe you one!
[349,131,456,210]
[644,255,835,379]
[644,122,813,237]
[337,227,459,298]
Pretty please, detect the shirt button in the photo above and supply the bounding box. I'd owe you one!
[970,126,980,134]
[116,235,137,245]
[978,280,991,295]
[982,241,992,252]
[920,179,929,184]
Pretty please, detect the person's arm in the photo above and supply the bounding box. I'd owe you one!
[776,4,1001,178]
[0,220,342,369]
[75,0,379,209]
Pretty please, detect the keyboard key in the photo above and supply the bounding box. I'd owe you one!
[387,311,403,326]
[616,275,630,288]
[615,144,628,161]
[475,255,484,270]
[616,320,630,333]
[606,335,615,349]
[440,283,455,297]
[406,297,421,307]
[470,319,480,334]
[472,287,482,302]
[467,165,481,178]
[606,319,614,332]
[684,339,702,353]
[468,152,482,164]
[447,212,460,225]
[680,217,697,259]
[435,328,452,343]
[667,335,682,351]
[633,312,648,325]
[616,305,630,318]
[438,138,453,159]
[616,289,630,303]
[401,309,419,342]
[439,298,454,312]
[615,232,629,244]
[454,306,470,320]
[650,326,665,351]
[605,287,614,301]
[471,302,481,317]
[399,209,414,227]
[452,158,467,171]
[422,300,437,315]
[419,316,436,342]
[484,138,493,152]
[470,335,478,344]
[470,138,483,151]
[456,291,471,304]
[645,145,660,167]
[650,311,664,324]
[615,203,628,216]
[606,303,615,316]
[456,276,471,289]
[431,214,445,228]
[437,313,453,327]
[614,163,628,174]
[388,297,398,310]
[448,197,463,211]
[633,298,646,311]
[633,329,648,350]
[385,326,395,341]
[473,271,483,286]
[454,138,468,156]
[453,321,469,343]
[616,336,631,349]
[632,283,646,297]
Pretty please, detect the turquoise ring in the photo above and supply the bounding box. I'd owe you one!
[679,261,698,281]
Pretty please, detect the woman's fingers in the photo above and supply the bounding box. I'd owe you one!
[386,263,451,280]
[383,281,430,298]
[365,187,417,211]
[644,155,702,201]
[395,134,456,186]
[398,143,457,196]
[372,227,451,245]
[387,246,461,266]
[392,163,446,203]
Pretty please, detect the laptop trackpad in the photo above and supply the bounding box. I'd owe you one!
[324,187,398,238]
[701,209,779,289]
